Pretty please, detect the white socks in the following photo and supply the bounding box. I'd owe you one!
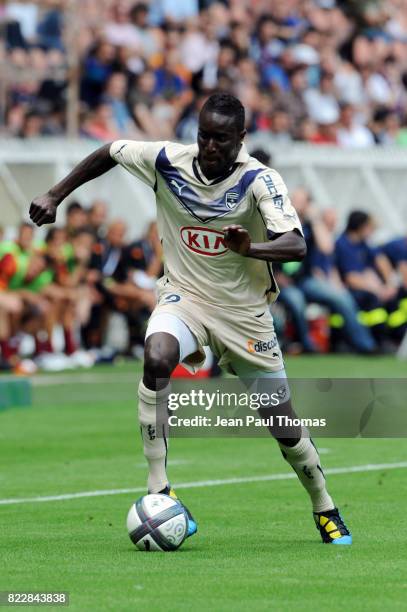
[138,381,169,493]
[138,380,334,510]
[279,436,334,513]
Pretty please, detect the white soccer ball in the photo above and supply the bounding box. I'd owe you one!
[127,494,188,552]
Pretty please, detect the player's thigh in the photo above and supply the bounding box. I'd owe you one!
[147,296,209,371]
[145,312,199,363]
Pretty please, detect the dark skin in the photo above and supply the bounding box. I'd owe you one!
[29,109,306,445]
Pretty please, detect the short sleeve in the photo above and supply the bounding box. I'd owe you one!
[110,140,168,188]
[252,169,303,236]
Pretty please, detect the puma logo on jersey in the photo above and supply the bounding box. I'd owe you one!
[180,226,227,256]
[170,179,187,196]
[116,143,128,157]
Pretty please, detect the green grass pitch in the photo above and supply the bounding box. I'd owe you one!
[1,356,407,611]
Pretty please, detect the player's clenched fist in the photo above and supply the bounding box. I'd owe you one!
[223,224,251,256]
[29,193,59,226]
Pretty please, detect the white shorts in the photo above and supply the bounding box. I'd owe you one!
[146,286,284,374]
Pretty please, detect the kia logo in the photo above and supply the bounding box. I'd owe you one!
[180,226,227,256]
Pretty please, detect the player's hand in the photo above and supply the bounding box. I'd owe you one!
[223,224,251,256]
[29,192,59,226]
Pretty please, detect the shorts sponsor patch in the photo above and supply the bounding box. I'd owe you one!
[247,336,278,354]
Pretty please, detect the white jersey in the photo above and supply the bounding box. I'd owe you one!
[110,140,303,311]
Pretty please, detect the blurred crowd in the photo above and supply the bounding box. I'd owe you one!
[0,173,406,372]
[0,200,163,372]
[2,0,407,145]
[274,188,407,355]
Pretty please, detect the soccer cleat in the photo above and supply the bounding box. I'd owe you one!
[313,507,352,545]
[159,486,198,538]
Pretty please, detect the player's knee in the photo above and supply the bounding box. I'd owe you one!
[144,333,179,382]
[144,349,177,381]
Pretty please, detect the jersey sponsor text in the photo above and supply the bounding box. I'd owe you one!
[180,226,227,256]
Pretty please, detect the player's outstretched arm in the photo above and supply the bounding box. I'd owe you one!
[223,225,306,262]
[29,143,117,226]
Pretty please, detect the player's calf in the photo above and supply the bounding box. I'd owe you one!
[139,332,180,493]
[138,380,170,494]
[278,434,334,513]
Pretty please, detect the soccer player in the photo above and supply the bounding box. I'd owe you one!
[29,93,351,545]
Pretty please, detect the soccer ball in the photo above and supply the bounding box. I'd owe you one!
[127,494,189,552]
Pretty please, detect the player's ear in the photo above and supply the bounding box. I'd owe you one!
[239,129,247,142]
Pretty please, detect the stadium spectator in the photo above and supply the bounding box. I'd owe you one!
[375,109,403,145]
[37,3,64,51]
[380,234,407,284]
[296,204,377,353]
[40,226,94,357]
[308,112,338,144]
[272,66,308,128]
[176,93,207,141]
[379,234,407,316]
[129,3,158,59]
[65,202,88,238]
[337,103,375,147]
[80,41,116,108]
[304,72,340,126]
[126,221,163,281]
[88,200,108,240]
[336,210,406,345]
[0,223,36,367]
[81,103,122,142]
[130,69,186,139]
[104,2,142,51]
[83,219,155,349]
[152,49,190,100]
[268,109,293,143]
[0,222,34,258]
[273,262,319,354]
[0,228,50,368]
[101,72,139,137]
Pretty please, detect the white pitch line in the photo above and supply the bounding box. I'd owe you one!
[1,461,406,507]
